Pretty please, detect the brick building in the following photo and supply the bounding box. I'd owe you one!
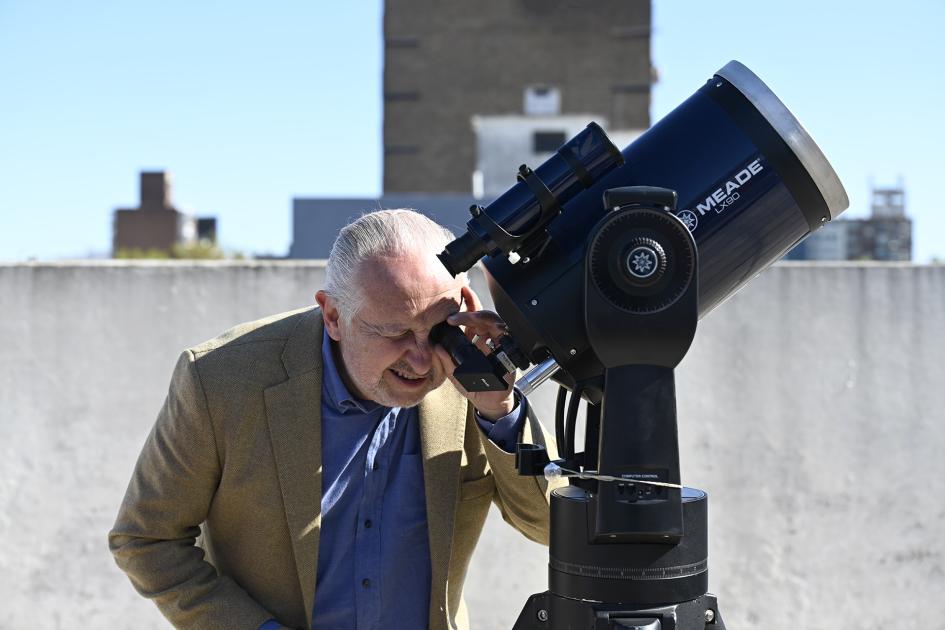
[382,0,652,194]
[112,171,216,256]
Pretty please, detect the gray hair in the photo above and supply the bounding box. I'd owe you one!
[324,209,465,321]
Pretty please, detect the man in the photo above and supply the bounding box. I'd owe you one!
[110,209,559,629]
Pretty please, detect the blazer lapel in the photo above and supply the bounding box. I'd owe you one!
[264,309,324,629]
[418,383,468,624]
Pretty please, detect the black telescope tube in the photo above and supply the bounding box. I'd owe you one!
[438,122,623,276]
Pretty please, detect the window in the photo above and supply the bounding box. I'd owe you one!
[384,91,420,102]
[384,145,419,155]
[524,86,560,116]
[533,131,566,154]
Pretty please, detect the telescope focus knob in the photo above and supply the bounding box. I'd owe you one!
[622,237,667,286]
[586,207,696,316]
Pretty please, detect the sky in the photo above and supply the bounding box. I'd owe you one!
[1,1,942,262]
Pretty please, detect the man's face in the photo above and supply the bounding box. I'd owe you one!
[318,250,466,408]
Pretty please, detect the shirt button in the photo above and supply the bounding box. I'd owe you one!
[362,578,371,588]
[364,519,373,529]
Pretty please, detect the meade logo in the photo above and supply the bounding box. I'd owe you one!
[694,158,764,216]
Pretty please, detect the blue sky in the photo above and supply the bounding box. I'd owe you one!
[1,1,942,261]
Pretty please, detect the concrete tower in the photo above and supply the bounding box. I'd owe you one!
[383,0,652,195]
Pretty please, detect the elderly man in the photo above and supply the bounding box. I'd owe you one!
[109,209,558,630]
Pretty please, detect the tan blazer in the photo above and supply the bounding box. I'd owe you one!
[110,307,558,630]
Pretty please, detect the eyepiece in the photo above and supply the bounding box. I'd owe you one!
[437,231,486,277]
[429,322,508,391]
[436,122,624,277]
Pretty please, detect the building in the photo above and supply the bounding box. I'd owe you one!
[847,187,911,261]
[289,194,477,259]
[471,115,641,198]
[384,0,651,194]
[290,0,653,259]
[112,171,217,256]
[788,185,912,261]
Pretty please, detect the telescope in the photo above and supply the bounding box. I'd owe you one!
[436,61,848,629]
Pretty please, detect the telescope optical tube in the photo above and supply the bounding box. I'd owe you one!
[478,60,850,375]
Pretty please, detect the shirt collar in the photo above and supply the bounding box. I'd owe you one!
[321,327,382,414]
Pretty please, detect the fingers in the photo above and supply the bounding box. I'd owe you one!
[446,309,508,355]
[460,285,482,313]
[443,286,511,356]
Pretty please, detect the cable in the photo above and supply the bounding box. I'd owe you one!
[564,385,583,460]
[543,463,684,490]
[554,386,567,458]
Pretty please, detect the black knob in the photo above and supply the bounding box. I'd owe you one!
[622,237,667,286]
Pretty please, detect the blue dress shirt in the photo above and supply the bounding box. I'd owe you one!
[260,329,526,630]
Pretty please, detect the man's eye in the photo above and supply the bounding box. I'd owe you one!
[384,331,411,339]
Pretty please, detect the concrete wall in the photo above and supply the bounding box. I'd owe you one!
[1,261,942,629]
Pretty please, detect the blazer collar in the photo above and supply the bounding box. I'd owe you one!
[264,307,324,629]
[280,307,322,378]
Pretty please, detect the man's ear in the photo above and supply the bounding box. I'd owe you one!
[315,290,343,341]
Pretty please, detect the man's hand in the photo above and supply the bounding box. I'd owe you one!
[433,285,516,421]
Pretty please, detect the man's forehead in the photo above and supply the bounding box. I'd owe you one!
[382,282,462,312]
[361,252,461,298]
[358,285,460,332]
[408,281,464,302]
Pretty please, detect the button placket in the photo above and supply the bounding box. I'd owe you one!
[355,408,399,628]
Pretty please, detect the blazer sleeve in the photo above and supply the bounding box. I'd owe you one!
[108,350,274,630]
[478,398,564,545]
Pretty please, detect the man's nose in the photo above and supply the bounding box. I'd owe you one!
[405,335,434,371]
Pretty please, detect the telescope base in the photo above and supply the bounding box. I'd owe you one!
[513,591,725,630]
